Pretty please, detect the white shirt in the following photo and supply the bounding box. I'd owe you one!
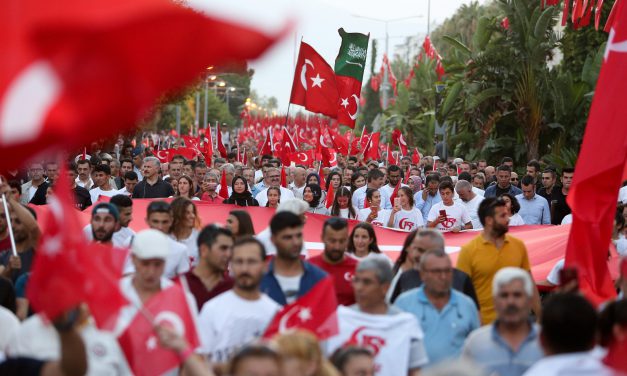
[172,229,200,266]
[427,202,472,231]
[522,351,614,376]
[619,185,627,204]
[216,185,233,197]
[457,194,485,230]
[546,259,565,285]
[7,314,131,376]
[289,183,306,199]
[255,186,295,206]
[89,186,119,204]
[390,208,425,232]
[472,186,485,196]
[123,238,189,278]
[509,213,526,226]
[0,306,19,353]
[352,186,392,210]
[83,225,135,249]
[379,183,408,201]
[256,227,308,257]
[275,273,302,304]
[357,208,391,228]
[76,177,94,190]
[561,214,573,225]
[115,187,132,196]
[198,290,280,362]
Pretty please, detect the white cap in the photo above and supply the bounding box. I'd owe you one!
[131,229,170,260]
[453,158,464,164]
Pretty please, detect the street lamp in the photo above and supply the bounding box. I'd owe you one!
[352,14,423,110]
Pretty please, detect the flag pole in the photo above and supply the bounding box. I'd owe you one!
[284,36,303,129]
[1,193,18,257]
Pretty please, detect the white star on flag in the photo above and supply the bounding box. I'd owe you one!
[146,336,157,350]
[340,98,349,108]
[298,307,312,322]
[310,74,325,88]
[42,234,62,256]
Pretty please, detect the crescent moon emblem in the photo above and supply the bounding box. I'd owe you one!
[154,311,186,336]
[299,128,306,140]
[156,150,169,161]
[348,94,360,120]
[399,133,407,146]
[329,152,337,166]
[300,59,314,91]
[278,306,302,333]
[297,153,309,162]
[320,135,330,148]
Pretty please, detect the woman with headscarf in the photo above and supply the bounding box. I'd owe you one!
[306,172,326,203]
[303,183,328,215]
[223,176,259,207]
[407,175,422,195]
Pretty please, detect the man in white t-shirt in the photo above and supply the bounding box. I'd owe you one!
[427,181,472,232]
[455,180,485,230]
[198,237,280,369]
[352,169,391,210]
[379,165,407,200]
[89,164,118,204]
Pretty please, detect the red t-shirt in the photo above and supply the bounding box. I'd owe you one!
[180,271,234,311]
[308,254,357,306]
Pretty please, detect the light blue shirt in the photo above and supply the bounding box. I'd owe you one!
[394,287,479,365]
[515,193,550,224]
[414,190,442,220]
[251,181,267,198]
[462,321,543,376]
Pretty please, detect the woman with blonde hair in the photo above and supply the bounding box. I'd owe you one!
[272,330,340,376]
[170,197,202,264]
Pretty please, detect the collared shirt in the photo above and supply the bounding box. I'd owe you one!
[198,192,225,204]
[456,234,531,324]
[515,193,551,225]
[522,351,614,376]
[462,321,543,376]
[251,181,267,198]
[351,186,392,210]
[132,178,174,198]
[394,287,479,365]
[414,190,442,220]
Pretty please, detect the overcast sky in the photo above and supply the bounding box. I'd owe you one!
[248,0,480,112]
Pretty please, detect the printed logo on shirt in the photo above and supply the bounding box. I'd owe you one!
[398,218,415,231]
[441,217,457,229]
[345,326,387,356]
[371,221,384,227]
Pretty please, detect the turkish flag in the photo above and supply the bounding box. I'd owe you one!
[216,124,228,158]
[328,127,350,155]
[203,126,214,161]
[118,284,200,376]
[412,147,421,165]
[564,3,627,306]
[362,132,380,161]
[155,149,172,163]
[321,148,339,168]
[386,144,396,166]
[326,183,335,209]
[336,76,361,128]
[389,180,401,207]
[391,129,408,156]
[26,166,127,323]
[280,166,288,188]
[219,169,229,199]
[0,0,289,171]
[290,42,339,118]
[290,150,315,168]
[263,276,338,340]
[258,129,273,156]
[280,127,298,166]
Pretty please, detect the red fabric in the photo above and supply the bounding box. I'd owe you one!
[289,42,339,118]
[280,166,287,189]
[219,169,229,199]
[26,167,126,323]
[216,124,228,158]
[325,183,335,209]
[412,148,420,165]
[386,144,396,166]
[263,275,339,340]
[279,127,298,166]
[363,132,380,161]
[328,127,350,155]
[0,0,286,171]
[391,129,408,156]
[564,6,627,305]
[308,255,357,306]
[389,180,401,207]
[258,129,273,156]
[118,284,200,376]
[335,75,361,128]
[290,150,315,168]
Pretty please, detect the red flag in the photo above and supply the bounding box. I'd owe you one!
[263,276,338,340]
[82,147,87,160]
[219,169,229,199]
[325,182,335,209]
[564,2,627,306]
[362,132,380,161]
[391,129,408,156]
[26,166,127,323]
[389,180,401,207]
[328,127,350,155]
[155,149,172,163]
[290,150,315,168]
[118,285,200,376]
[216,124,228,158]
[258,129,273,156]
[321,148,338,168]
[203,126,214,161]
[0,0,289,171]
[280,166,287,188]
[280,127,298,166]
[412,147,420,165]
[386,144,395,166]
[404,167,411,184]
[290,42,339,118]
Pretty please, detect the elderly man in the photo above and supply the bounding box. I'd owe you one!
[289,166,307,199]
[198,172,226,204]
[326,256,429,375]
[132,156,174,198]
[395,249,479,365]
[20,162,49,205]
[462,267,543,376]
[516,175,550,225]
[455,180,485,229]
[255,167,295,206]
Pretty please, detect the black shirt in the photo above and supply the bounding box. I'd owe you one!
[0,358,45,375]
[550,188,571,225]
[132,178,174,199]
[537,185,559,203]
[73,186,92,211]
[391,268,480,309]
[0,276,16,313]
[0,248,34,283]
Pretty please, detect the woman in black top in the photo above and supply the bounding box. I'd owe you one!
[223,176,259,206]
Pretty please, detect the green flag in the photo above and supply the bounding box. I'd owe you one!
[334,28,369,81]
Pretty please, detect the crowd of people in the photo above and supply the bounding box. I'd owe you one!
[0,132,626,376]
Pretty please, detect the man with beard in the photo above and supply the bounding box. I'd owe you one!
[89,203,120,245]
[462,268,543,376]
[0,186,40,283]
[84,195,135,248]
[379,165,407,200]
[197,237,280,371]
[20,162,49,205]
[457,197,541,325]
[309,217,357,306]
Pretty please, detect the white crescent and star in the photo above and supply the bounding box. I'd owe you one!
[605,28,627,61]
[319,134,330,148]
[348,94,360,120]
[278,306,312,333]
[300,59,315,91]
[297,152,309,162]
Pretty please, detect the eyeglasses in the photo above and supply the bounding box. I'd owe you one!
[268,175,280,179]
